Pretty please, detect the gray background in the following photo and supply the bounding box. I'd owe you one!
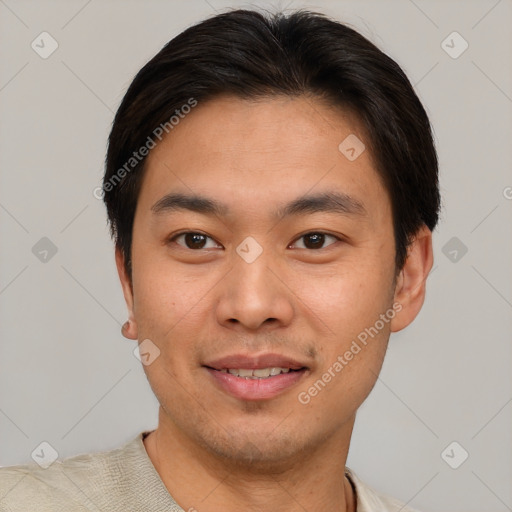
[1,1,511,511]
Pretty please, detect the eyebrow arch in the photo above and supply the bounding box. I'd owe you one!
[151,191,367,219]
[275,191,367,219]
[151,193,229,217]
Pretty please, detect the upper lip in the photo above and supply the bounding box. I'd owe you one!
[204,353,308,371]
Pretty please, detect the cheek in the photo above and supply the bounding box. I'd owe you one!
[130,253,216,389]
[293,259,394,336]
[130,246,208,334]
[293,261,395,408]
[297,298,392,419]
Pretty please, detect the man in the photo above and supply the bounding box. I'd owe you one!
[0,8,439,512]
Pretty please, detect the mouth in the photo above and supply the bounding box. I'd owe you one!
[203,353,309,401]
[213,367,299,379]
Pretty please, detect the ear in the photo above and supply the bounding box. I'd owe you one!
[115,246,138,340]
[390,225,433,333]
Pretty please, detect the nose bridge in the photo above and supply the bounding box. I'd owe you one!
[231,240,276,304]
[216,239,294,330]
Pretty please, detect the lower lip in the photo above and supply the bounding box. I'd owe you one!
[205,368,306,401]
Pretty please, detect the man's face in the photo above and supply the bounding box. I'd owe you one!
[122,95,400,466]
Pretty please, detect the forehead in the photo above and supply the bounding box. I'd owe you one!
[139,95,389,223]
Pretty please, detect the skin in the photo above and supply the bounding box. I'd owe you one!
[116,94,433,512]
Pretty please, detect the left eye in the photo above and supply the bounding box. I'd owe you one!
[290,232,340,250]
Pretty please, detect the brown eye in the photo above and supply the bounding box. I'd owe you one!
[172,232,219,250]
[291,232,339,250]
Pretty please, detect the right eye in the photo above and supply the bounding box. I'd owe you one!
[168,231,222,250]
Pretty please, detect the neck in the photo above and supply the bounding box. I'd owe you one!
[143,409,357,512]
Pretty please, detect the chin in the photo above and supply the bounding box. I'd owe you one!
[192,420,317,473]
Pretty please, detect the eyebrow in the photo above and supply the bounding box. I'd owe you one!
[151,191,367,220]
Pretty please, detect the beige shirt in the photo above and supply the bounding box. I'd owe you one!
[0,431,421,512]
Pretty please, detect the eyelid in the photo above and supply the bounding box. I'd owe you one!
[289,231,341,250]
[169,230,222,249]
[168,230,343,250]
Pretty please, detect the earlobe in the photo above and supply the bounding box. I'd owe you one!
[115,247,138,340]
[121,320,137,340]
[390,225,433,333]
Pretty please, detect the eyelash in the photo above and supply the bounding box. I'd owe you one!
[168,231,343,251]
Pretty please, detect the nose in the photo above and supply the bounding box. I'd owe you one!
[215,247,294,332]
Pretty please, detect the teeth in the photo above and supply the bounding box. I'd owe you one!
[253,368,271,378]
[222,367,293,379]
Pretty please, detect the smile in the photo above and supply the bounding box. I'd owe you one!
[217,367,294,378]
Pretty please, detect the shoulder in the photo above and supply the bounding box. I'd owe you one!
[0,435,143,512]
[0,432,165,512]
[0,461,92,512]
[346,467,423,512]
